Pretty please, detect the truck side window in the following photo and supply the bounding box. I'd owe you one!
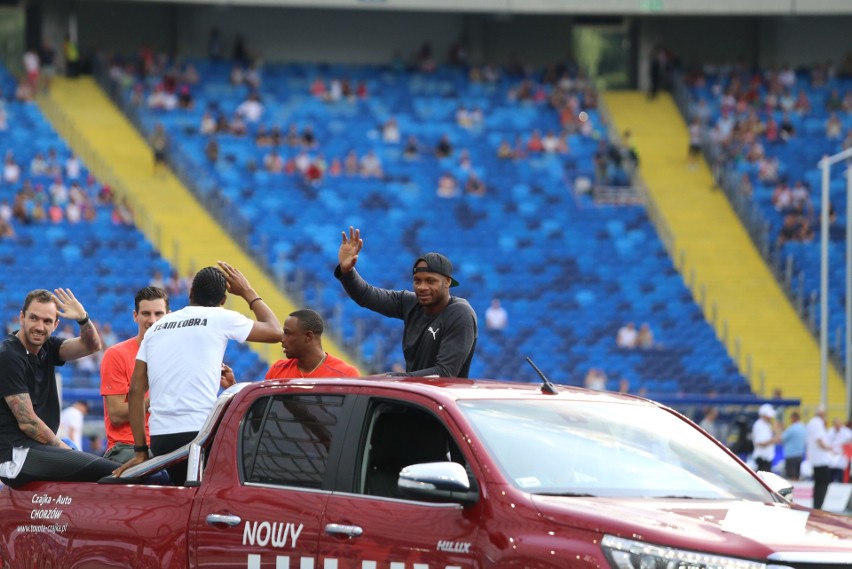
[241,394,346,488]
[362,404,464,498]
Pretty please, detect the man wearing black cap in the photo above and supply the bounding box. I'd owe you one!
[335,226,477,377]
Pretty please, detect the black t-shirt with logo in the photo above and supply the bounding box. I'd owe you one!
[0,333,65,462]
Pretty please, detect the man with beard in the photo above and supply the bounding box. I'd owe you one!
[334,226,477,377]
[0,288,118,486]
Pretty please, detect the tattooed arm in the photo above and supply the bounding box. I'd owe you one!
[3,393,69,448]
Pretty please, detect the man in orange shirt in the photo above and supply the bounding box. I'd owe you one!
[100,286,168,463]
[265,309,360,379]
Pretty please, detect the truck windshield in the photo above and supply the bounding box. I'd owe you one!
[458,399,774,501]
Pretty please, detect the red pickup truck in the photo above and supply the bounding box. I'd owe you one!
[2,377,852,568]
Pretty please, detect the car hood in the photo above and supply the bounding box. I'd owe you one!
[530,495,852,558]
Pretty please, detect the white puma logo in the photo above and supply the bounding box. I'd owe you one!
[428,327,439,340]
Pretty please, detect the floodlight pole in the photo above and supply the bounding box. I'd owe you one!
[847,163,852,418]
[820,157,829,409]
[817,147,852,415]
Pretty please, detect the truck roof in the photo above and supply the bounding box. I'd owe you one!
[249,376,657,406]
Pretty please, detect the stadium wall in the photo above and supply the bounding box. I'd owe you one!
[44,3,577,68]
[639,16,852,66]
[636,15,851,90]
[38,2,851,84]
[50,0,852,16]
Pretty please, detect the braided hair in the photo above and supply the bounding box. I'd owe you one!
[190,266,227,307]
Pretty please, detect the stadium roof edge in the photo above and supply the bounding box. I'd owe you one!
[103,0,852,17]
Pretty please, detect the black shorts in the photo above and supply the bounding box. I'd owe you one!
[151,431,198,485]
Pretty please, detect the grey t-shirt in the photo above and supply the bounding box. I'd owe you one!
[335,266,477,377]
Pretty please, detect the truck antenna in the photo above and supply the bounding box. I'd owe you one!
[526,357,558,395]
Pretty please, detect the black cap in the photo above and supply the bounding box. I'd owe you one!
[413,252,459,287]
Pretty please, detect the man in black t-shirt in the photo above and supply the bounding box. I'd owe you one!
[0,288,118,487]
[334,226,477,378]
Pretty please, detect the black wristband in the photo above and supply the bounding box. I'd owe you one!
[248,297,262,309]
[133,445,149,453]
[76,314,90,326]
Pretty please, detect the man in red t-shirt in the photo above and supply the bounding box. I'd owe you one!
[265,309,359,379]
[100,287,169,463]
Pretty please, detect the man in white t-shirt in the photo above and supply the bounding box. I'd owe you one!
[58,400,89,450]
[806,406,833,509]
[616,322,638,349]
[115,262,282,483]
[484,298,508,332]
[751,403,779,472]
[236,93,264,123]
[827,417,852,482]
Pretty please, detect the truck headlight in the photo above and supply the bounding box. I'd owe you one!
[602,535,787,569]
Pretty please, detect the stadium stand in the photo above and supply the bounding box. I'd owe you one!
[606,90,845,409]
[679,66,852,370]
[102,58,752,394]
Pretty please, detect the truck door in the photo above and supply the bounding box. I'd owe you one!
[194,390,354,568]
[319,399,481,568]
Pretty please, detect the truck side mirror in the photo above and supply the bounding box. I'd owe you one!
[398,462,478,505]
